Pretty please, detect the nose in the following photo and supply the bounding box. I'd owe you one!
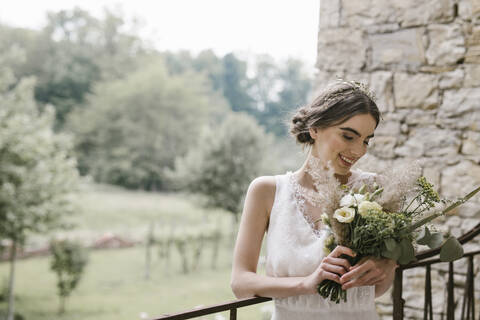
[351,141,366,158]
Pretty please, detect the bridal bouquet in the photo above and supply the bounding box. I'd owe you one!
[316,172,480,304]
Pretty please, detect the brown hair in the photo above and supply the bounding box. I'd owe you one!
[290,81,380,145]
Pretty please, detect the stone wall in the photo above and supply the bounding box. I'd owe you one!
[315,0,480,318]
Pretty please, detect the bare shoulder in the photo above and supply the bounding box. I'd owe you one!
[245,176,277,214]
[249,176,276,194]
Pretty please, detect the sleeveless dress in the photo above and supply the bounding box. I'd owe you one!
[265,170,380,320]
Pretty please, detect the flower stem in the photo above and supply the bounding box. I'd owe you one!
[406,186,480,232]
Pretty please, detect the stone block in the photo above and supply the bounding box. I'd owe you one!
[375,120,401,136]
[342,0,396,26]
[458,0,480,23]
[438,88,480,118]
[370,71,394,112]
[441,160,480,197]
[465,26,480,63]
[445,215,462,227]
[461,131,480,155]
[342,0,455,27]
[369,28,426,70]
[437,110,480,131]
[395,126,461,158]
[462,218,480,231]
[439,68,465,89]
[319,0,340,29]
[394,73,438,109]
[423,166,441,187]
[426,24,466,65]
[396,0,455,27]
[404,109,437,126]
[369,136,397,159]
[316,28,366,72]
[464,64,480,86]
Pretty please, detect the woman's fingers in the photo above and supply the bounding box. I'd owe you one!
[322,261,348,276]
[340,259,385,289]
[330,245,356,258]
[324,256,351,271]
[319,269,342,283]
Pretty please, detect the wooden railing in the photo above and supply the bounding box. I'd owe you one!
[155,223,480,320]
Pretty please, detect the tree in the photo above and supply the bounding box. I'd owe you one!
[221,53,255,113]
[250,57,312,136]
[0,7,146,129]
[67,57,228,190]
[0,52,79,320]
[50,239,88,314]
[172,113,270,220]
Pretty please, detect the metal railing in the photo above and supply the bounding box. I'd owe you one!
[393,222,480,320]
[153,296,271,320]
[155,222,480,320]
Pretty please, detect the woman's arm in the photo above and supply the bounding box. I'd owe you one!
[231,177,355,298]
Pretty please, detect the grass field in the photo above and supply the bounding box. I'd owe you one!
[0,185,273,320]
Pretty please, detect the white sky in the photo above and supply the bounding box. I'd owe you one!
[0,0,320,68]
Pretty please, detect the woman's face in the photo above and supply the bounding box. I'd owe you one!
[309,113,377,176]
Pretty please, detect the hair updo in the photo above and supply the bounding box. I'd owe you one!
[290,81,380,145]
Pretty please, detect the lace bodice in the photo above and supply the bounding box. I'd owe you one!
[265,170,380,320]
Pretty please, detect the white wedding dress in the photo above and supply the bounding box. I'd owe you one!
[265,170,380,320]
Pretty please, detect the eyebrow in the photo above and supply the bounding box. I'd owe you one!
[340,127,374,139]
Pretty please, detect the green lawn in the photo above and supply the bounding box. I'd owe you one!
[0,246,272,320]
[1,185,273,320]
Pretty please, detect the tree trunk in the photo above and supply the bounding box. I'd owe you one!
[145,222,154,280]
[6,241,17,320]
[59,295,66,314]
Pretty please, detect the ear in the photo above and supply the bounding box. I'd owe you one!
[309,127,318,140]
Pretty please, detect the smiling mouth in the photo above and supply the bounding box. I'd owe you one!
[339,154,355,165]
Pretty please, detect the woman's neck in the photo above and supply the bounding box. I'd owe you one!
[295,154,351,187]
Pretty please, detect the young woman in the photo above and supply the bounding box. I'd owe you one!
[231,81,398,320]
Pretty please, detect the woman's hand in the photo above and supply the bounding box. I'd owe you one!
[302,246,356,294]
[339,257,397,291]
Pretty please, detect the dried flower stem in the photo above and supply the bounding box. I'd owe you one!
[406,186,480,232]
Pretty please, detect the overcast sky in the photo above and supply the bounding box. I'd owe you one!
[1,0,320,67]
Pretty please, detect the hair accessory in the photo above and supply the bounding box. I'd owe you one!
[315,79,377,112]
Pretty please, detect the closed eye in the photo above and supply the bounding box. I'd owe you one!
[342,135,353,141]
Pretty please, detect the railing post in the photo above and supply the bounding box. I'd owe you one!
[424,264,433,320]
[447,261,454,320]
[229,308,237,320]
[461,255,474,320]
[393,267,404,320]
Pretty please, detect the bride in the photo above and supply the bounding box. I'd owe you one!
[231,81,398,319]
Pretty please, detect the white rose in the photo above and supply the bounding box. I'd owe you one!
[340,193,365,207]
[358,200,383,217]
[333,207,356,223]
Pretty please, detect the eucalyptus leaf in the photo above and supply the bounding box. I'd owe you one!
[427,232,444,249]
[416,226,431,245]
[382,244,401,261]
[440,237,464,262]
[398,238,416,265]
[384,238,397,251]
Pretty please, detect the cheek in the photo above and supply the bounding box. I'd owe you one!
[321,137,344,160]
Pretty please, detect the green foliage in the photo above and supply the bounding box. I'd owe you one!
[67,58,227,190]
[0,62,79,244]
[50,239,88,314]
[163,51,312,137]
[172,113,270,216]
[0,8,146,128]
[250,56,312,136]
